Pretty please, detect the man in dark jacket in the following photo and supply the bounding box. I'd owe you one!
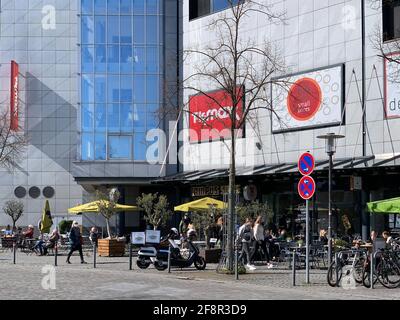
[66,221,87,264]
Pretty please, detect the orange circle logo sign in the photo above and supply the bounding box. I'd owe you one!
[287,78,322,121]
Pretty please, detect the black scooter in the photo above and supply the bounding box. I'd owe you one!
[154,238,206,271]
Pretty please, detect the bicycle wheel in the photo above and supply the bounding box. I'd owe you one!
[353,257,365,284]
[362,263,378,288]
[327,261,343,287]
[376,259,400,289]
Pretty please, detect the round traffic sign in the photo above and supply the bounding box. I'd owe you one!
[298,176,316,200]
[298,152,315,176]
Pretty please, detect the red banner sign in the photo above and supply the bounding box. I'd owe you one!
[10,61,19,131]
[188,88,244,143]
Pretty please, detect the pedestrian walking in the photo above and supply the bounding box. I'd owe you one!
[238,218,256,270]
[252,216,273,268]
[66,221,87,264]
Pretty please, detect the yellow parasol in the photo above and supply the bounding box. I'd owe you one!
[174,197,226,212]
[68,200,138,214]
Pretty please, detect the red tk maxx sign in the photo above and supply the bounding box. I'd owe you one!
[188,87,244,143]
[10,61,19,131]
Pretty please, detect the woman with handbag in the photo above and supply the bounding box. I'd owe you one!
[66,221,87,264]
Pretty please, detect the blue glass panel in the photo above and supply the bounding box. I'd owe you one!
[133,0,145,14]
[95,104,107,132]
[212,0,239,12]
[107,0,119,14]
[132,104,146,131]
[82,45,94,73]
[133,16,145,44]
[107,45,119,73]
[120,45,133,73]
[120,16,132,43]
[120,104,133,132]
[95,15,106,43]
[82,133,94,160]
[81,15,94,44]
[146,16,158,44]
[108,75,120,102]
[133,75,145,103]
[108,104,120,132]
[107,16,120,44]
[94,0,106,14]
[146,75,159,103]
[82,0,93,15]
[120,75,133,102]
[82,74,95,104]
[134,132,147,161]
[146,104,159,129]
[95,134,107,160]
[146,0,158,14]
[95,75,106,103]
[120,0,132,14]
[133,46,145,73]
[109,136,132,159]
[95,44,106,72]
[81,104,94,132]
[146,46,158,73]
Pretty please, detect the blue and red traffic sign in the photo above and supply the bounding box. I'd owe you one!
[298,152,315,176]
[298,176,316,200]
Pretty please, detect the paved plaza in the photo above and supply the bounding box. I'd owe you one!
[1,250,400,300]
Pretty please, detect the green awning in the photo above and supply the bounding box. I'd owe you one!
[366,197,400,214]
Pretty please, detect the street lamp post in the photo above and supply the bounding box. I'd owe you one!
[317,133,345,267]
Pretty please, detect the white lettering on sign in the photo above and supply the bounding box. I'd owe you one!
[386,53,400,118]
[192,106,241,124]
[42,5,56,30]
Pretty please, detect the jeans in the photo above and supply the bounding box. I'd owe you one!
[33,240,44,255]
[252,240,270,263]
[239,242,251,265]
[67,244,84,262]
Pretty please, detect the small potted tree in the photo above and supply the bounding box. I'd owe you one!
[3,200,24,229]
[136,193,171,231]
[96,188,126,257]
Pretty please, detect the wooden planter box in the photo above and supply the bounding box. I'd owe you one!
[200,248,222,263]
[98,239,125,257]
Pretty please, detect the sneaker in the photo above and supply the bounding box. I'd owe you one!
[246,264,256,271]
[81,261,87,264]
[267,263,274,269]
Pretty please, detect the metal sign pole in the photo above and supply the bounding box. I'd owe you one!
[306,199,310,284]
[13,240,16,265]
[292,250,296,286]
[93,243,97,269]
[54,243,58,267]
[168,244,171,273]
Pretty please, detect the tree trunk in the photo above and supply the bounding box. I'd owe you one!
[105,219,111,239]
[226,132,236,272]
[12,220,16,230]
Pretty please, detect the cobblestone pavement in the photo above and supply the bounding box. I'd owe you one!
[1,251,400,300]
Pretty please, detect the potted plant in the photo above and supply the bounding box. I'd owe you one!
[3,200,24,229]
[136,193,171,231]
[96,188,126,257]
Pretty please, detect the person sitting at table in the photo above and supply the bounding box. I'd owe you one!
[4,225,12,236]
[187,223,197,242]
[33,233,46,256]
[382,231,393,245]
[22,225,34,239]
[367,230,377,243]
[277,229,287,241]
[89,226,99,246]
[43,229,60,255]
[319,229,328,245]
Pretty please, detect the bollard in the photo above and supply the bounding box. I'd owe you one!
[292,250,296,286]
[128,243,132,270]
[167,245,171,273]
[235,245,239,281]
[370,252,374,289]
[335,252,339,287]
[13,240,16,265]
[93,243,97,269]
[54,243,58,267]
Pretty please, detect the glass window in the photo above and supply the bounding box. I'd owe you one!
[212,0,238,12]
[108,104,120,132]
[108,75,120,102]
[120,0,132,14]
[107,45,120,73]
[146,46,158,73]
[94,0,106,14]
[134,75,146,103]
[95,44,106,72]
[107,0,120,14]
[146,75,159,103]
[82,74,95,104]
[82,45,94,73]
[133,0,145,14]
[82,104,94,132]
[132,104,146,131]
[189,0,211,20]
[108,16,120,44]
[134,132,147,161]
[95,15,106,43]
[120,75,133,102]
[146,16,158,44]
[147,104,159,129]
[95,75,107,103]
[146,0,158,14]
[120,104,133,132]
[120,16,132,43]
[133,46,146,73]
[95,104,107,132]
[120,45,133,73]
[81,15,94,44]
[82,133,94,160]
[133,16,145,44]
[94,133,107,160]
[109,135,132,159]
[383,0,400,41]
[82,0,93,15]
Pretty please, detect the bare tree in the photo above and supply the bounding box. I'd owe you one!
[3,200,24,229]
[95,188,120,239]
[173,0,285,272]
[0,108,27,170]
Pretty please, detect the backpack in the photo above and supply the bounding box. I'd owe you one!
[241,225,252,241]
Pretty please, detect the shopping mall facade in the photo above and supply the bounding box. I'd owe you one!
[0,0,399,239]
